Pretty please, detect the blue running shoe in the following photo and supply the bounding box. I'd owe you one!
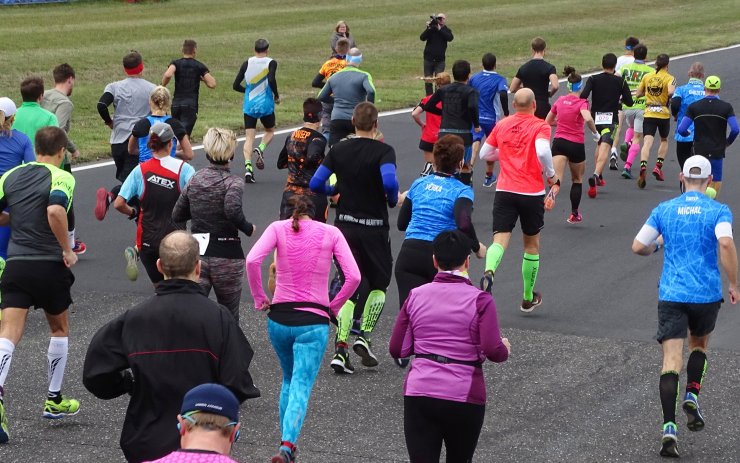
[682,392,705,432]
[483,174,497,188]
[660,422,679,458]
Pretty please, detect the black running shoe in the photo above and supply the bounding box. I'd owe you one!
[479,271,494,294]
[330,345,354,374]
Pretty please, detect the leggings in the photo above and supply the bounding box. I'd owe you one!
[267,320,329,445]
[404,396,485,463]
[199,256,245,322]
[394,239,436,309]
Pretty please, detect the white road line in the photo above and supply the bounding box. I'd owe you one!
[72,43,740,174]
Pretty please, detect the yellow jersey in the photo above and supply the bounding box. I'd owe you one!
[638,69,676,119]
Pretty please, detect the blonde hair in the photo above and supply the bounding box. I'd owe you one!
[0,111,13,132]
[335,20,349,34]
[149,86,171,112]
[182,412,234,439]
[433,72,451,87]
[203,127,237,163]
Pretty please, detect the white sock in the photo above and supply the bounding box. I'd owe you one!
[68,229,75,249]
[0,338,15,391]
[47,337,69,395]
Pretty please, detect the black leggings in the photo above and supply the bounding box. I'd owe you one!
[404,396,485,463]
[394,239,436,309]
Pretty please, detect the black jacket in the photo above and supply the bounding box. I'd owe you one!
[82,279,260,463]
[420,25,453,62]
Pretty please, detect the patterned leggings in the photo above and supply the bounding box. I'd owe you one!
[267,319,329,445]
[199,256,244,322]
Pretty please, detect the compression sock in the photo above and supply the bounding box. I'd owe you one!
[258,142,267,152]
[570,182,582,212]
[47,337,68,403]
[335,301,354,344]
[625,127,634,144]
[245,160,253,170]
[0,338,15,390]
[685,349,707,396]
[640,160,648,169]
[522,253,539,301]
[625,142,641,168]
[485,243,505,274]
[359,290,386,334]
[656,157,664,169]
[660,371,680,424]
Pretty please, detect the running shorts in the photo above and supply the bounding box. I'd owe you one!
[709,158,723,182]
[419,139,435,152]
[1,260,74,315]
[596,124,617,146]
[244,113,276,130]
[643,117,670,139]
[280,190,328,223]
[336,224,392,290]
[551,138,586,163]
[623,108,644,133]
[656,300,721,343]
[492,191,545,236]
[675,141,694,170]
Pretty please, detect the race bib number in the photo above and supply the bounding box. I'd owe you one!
[192,233,210,256]
[595,112,613,125]
[648,105,665,114]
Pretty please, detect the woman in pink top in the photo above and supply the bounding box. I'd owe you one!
[545,66,599,224]
[246,195,360,463]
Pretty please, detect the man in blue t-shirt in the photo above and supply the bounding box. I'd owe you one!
[632,155,738,459]
[469,53,508,188]
[670,62,705,171]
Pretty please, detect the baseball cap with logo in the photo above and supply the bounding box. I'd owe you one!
[180,383,240,422]
[705,75,721,90]
[682,155,712,179]
[149,122,175,143]
[0,97,17,118]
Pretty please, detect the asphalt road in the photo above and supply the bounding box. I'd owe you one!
[2,45,740,463]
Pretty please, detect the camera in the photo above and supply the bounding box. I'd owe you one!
[429,15,440,27]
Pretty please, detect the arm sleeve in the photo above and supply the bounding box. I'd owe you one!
[500,90,510,116]
[311,73,326,89]
[268,60,279,98]
[131,118,149,138]
[364,74,376,103]
[422,91,442,115]
[397,196,412,231]
[477,293,509,363]
[306,136,328,168]
[223,179,254,236]
[380,162,399,207]
[670,96,682,118]
[277,138,289,170]
[634,223,660,246]
[97,92,114,124]
[535,137,555,178]
[232,61,249,93]
[309,164,335,195]
[218,314,260,401]
[245,223,278,309]
[389,294,414,358]
[677,116,693,137]
[728,115,739,145]
[579,77,593,100]
[171,183,191,224]
[329,229,361,316]
[453,197,480,252]
[82,315,132,400]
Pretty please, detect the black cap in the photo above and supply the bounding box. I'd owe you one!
[433,230,470,270]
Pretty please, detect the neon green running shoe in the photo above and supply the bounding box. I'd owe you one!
[43,396,80,419]
[124,246,139,282]
[0,399,9,444]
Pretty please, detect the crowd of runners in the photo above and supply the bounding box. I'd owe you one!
[0,19,738,462]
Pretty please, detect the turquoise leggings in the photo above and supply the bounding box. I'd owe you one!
[267,319,329,445]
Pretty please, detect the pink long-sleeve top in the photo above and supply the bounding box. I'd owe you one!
[246,219,360,319]
[389,272,509,405]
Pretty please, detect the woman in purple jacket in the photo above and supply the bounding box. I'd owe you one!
[389,229,510,463]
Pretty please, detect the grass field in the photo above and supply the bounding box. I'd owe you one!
[2,0,740,162]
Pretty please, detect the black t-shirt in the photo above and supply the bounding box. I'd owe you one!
[422,82,480,137]
[687,97,736,158]
[132,116,188,141]
[580,72,633,125]
[170,58,209,108]
[277,127,327,189]
[515,59,556,104]
[323,137,396,229]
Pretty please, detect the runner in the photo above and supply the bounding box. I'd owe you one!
[634,53,676,189]
[578,53,633,198]
[545,66,599,223]
[113,122,195,284]
[246,195,360,463]
[677,76,739,197]
[509,37,558,119]
[632,155,738,458]
[478,88,558,311]
[612,36,639,165]
[128,86,193,163]
[233,38,279,183]
[0,126,79,444]
[317,47,375,147]
[172,127,256,322]
[311,38,350,140]
[309,102,398,373]
[162,39,217,136]
[469,53,509,187]
[422,60,481,185]
[411,72,450,176]
[671,62,705,172]
[618,44,654,179]
[95,51,156,220]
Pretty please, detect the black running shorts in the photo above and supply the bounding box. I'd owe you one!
[492,191,545,236]
[336,224,393,290]
[1,260,74,315]
[419,139,435,152]
[596,124,617,146]
[551,138,586,163]
[655,300,722,343]
[643,117,670,139]
[243,113,276,130]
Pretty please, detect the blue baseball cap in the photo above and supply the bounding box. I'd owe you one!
[180,383,240,422]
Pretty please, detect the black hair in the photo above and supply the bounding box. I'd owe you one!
[655,54,670,71]
[602,53,618,70]
[563,65,581,84]
[633,44,648,61]
[255,38,269,53]
[481,53,496,71]
[433,230,471,270]
[452,60,471,82]
[625,37,639,49]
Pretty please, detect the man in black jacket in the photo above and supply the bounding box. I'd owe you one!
[82,231,260,463]
[420,13,453,95]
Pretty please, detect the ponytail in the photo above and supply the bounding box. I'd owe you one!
[287,195,313,232]
[0,111,12,133]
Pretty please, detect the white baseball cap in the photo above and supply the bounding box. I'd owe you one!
[682,155,712,179]
[0,97,17,118]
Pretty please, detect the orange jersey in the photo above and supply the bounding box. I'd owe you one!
[486,112,551,194]
[320,57,347,79]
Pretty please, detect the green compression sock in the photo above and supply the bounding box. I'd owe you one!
[522,253,540,301]
[336,300,354,344]
[485,243,505,273]
[258,142,267,152]
[359,290,386,334]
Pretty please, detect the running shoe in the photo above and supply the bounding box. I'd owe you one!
[653,165,665,181]
[520,292,543,313]
[124,246,139,282]
[0,398,8,444]
[271,449,295,463]
[328,271,343,301]
[597,176,606,187]
[619,142,631,161]
[621,167,633,179]
[330,344,355,374]
[72,240,87,255]
[483,174,497,188]
[394,357,410,368]
[254,147,265,170]
[587,175,598,198]
[479,271,494,294]
[42,396,80,419]
[660,422,679,458]
[244,171,255,184]
[94,187,111,221]
[609,154,619,170]
[637,166,647,189]
[353,336,379,367]
[567,212,582,224]
[682,392,705,432]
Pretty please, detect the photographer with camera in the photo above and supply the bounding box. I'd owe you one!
[420,13,453,95]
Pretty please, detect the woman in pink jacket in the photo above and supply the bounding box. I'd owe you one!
[246,195,360,463]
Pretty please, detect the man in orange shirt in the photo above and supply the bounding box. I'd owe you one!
[312,38,350,139]
[478,88,558,312]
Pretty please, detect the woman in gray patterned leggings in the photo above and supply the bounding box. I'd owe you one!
[172,128,256,322]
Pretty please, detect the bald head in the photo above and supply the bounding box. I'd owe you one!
[157,231,200,280]
[513,88,536,114]
[346,47,362,67]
